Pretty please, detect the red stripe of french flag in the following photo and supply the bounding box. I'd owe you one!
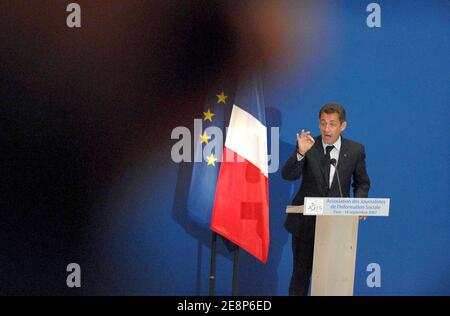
[210,104,269,263]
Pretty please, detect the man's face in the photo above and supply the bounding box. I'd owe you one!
[319,112,347,144]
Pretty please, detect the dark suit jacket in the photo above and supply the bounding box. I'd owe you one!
[282,136,370,240]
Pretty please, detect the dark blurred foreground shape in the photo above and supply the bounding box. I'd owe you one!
[0,0,309,294]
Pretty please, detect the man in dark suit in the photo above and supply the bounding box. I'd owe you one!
[281,103,371,296]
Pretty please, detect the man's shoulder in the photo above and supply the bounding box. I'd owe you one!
[342,137,366,151]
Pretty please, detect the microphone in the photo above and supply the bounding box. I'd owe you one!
[330,158,343,197]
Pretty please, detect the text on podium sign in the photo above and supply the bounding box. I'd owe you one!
[304,197,390,216]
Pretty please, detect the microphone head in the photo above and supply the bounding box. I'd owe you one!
[330,158,337,166]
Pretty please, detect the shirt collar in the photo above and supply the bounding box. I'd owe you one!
[322,136,341,152]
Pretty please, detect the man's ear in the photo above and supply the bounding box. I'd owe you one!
[340,121,347,132]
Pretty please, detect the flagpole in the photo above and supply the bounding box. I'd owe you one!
[231,247,239,296]
[209,231,217,296]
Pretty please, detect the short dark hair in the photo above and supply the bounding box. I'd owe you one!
[319,103,346,123]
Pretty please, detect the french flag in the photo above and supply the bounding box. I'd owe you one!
[210,76,269,263]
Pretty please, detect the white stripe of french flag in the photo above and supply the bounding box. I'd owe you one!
[211,104,269,263]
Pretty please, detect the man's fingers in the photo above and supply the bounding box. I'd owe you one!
[298,130,313,144]
[306,134,315,143]
[299,130,311,138]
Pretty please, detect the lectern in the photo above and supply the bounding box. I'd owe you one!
[286,197,389,296]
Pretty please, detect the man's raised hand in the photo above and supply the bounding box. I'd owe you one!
[296,129,315,156]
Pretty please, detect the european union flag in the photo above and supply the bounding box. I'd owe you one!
[186,87,234,228]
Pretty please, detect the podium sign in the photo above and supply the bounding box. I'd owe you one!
[304,197,390,216]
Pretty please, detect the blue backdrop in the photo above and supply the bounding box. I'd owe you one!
[87,0,449,295]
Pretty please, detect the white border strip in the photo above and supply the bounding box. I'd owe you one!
[225,104,268,177]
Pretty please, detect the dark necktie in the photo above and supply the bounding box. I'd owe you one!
[324,145,334,187]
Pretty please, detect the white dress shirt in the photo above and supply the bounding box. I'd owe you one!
[322,137,341,188]
[297,136,341,188]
